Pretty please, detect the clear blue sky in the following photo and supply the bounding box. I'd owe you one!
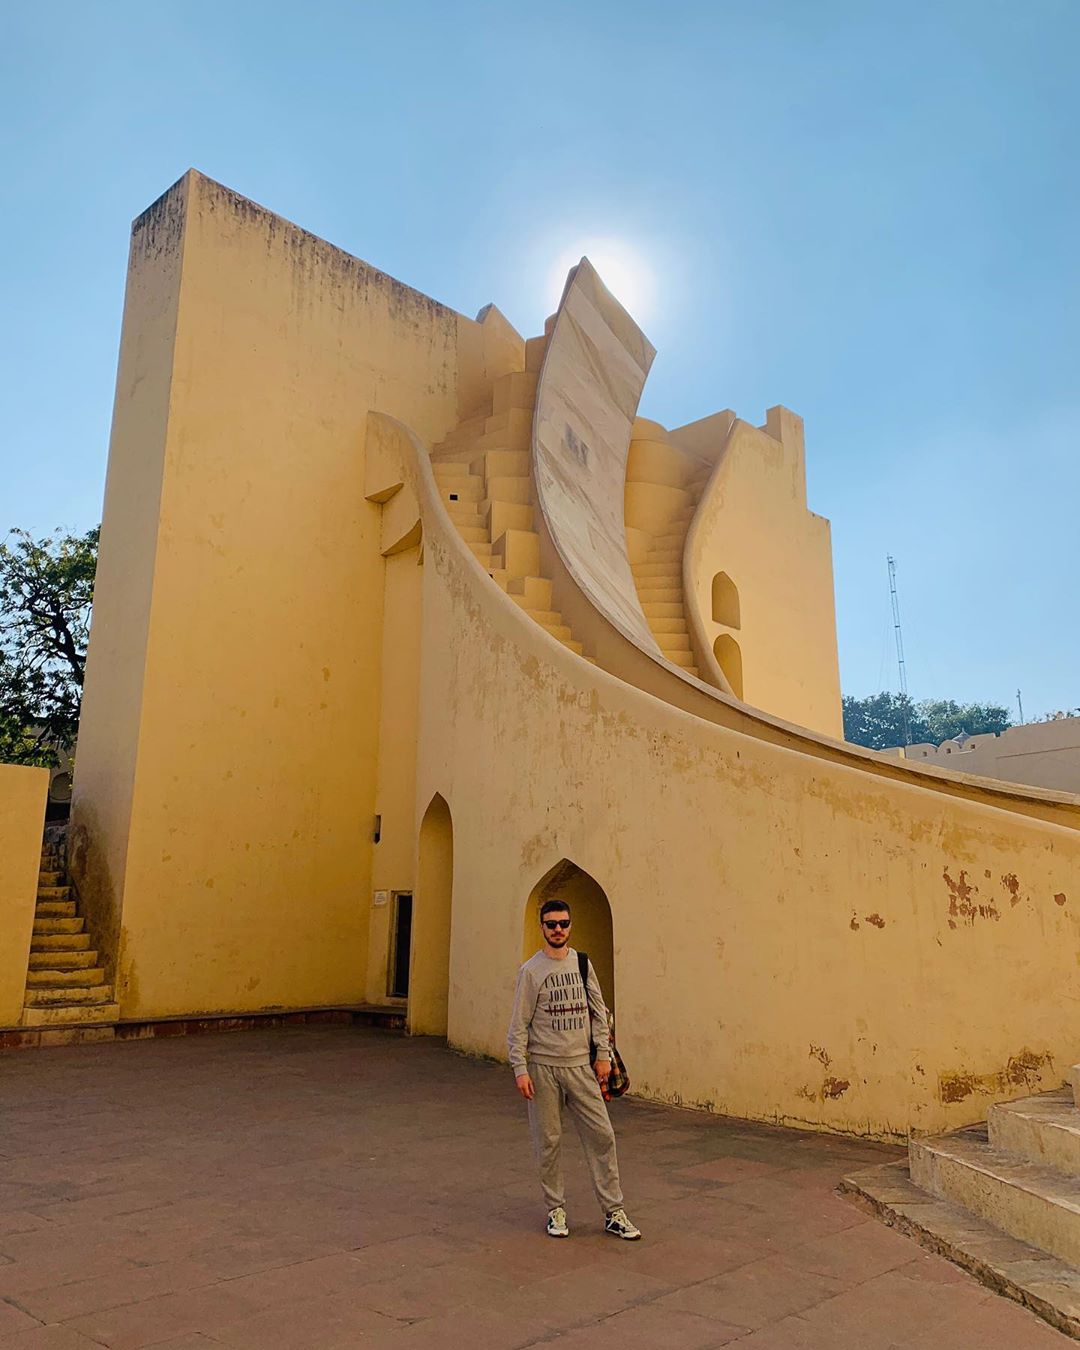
[3,2,1077,718]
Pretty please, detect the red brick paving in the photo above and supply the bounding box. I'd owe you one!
[0,1027,1070,1347]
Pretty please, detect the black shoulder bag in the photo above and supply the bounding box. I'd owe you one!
[577,950,630,1098]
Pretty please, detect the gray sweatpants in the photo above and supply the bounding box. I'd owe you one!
[526,1061,624,1215]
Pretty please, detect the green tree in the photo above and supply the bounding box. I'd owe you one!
[842,692,919,750]
[842,691,1013,751]
[0,526,99,766]
[917,698,1012,745]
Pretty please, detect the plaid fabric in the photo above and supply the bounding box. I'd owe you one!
[606,1014,631,1098]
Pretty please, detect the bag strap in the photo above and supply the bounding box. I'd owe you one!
[577,950,599,1061]
[576,949,590,996]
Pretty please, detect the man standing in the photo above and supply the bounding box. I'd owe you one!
[507,898,641,1240]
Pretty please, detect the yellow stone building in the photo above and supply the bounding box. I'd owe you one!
[2,171,1078,1143]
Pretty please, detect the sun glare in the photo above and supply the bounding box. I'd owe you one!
[546,238,655,323]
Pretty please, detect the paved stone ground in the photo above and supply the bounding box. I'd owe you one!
[0,1027,1071,1349]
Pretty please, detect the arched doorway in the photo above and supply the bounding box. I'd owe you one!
[408,793,453,1035]
[523,859,615,1014]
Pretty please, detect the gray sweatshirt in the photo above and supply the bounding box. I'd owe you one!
[507,947,612,1075]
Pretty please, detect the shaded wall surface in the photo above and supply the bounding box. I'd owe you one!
[0,767,48,1025]
[72,171,517,1019]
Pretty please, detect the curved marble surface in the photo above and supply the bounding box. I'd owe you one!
[532,259,662,658]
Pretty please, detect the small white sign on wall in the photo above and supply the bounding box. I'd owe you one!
[373,889,389,907]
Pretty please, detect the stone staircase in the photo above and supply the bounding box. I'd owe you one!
[630,464,711,680]
[844,1068,1080,1337]
[22,840,119,1028]
[431,334,592,661]
[911,1074,1080,1268]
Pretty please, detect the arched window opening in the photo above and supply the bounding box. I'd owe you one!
[523,859,615,1016]
[714,634,744,700]
[711,572,741,629]
[408,793,454,1036]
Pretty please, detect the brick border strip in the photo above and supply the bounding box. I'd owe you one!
[0,1005,406,1051]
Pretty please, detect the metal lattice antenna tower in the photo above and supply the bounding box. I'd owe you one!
[887,555,912,745]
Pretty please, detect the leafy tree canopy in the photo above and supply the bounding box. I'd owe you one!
[0,526,99,766]
[842,691,1013,751]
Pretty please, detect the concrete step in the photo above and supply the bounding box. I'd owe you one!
[492,529,540,578]
[442,486,485,512]
[433,412,488,451]
[473,449,530,480]
[469,425,531,455]
[447,510,484,533]
[26,967,106,988]
[508,575,553,611]
[911,1125,1080,1269]
[636,587,683,604]
[486,568,510,591]
[989,1091,1080,1177]
[665,650,697,669]
[647,551,682,566]
[633,562,681,579]
[30,933,91,952]
[661,632,692,652]
[648,616,689,634]
[492,370,538,414]
[28,949,98,970]
[22,1002,121,1028]
[36,900,77,918]
[37,886,72,902]
[521,609,562,627]
[467,542,493,564]
[560,637,584,656]
[486,475,532,507]
[33,917,85,936]
[539,623,573,643]
[486,500,534,539]
[642,601,685,619]
[25,984,114,1007]
[38,870,62,886]
[455,524,489,544]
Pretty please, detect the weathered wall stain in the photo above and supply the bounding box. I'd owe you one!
[1002,872,1022,906]
[865,913,886,929]
[939,1048,1054,1103]
[1055,892,1068,906]
[943,867,1000,927]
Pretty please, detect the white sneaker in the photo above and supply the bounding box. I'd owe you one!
[546,1205,569,1238]
[604,1207,641,1240]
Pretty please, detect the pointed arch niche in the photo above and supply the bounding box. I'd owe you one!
[714,634,744,699]
[408,793,454,1036]
[523,859,615,1014]
[711,571,741,629]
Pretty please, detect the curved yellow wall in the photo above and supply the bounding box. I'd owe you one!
[409,470,1080,1139]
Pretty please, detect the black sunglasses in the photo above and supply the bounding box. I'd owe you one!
[542,919,571,930]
